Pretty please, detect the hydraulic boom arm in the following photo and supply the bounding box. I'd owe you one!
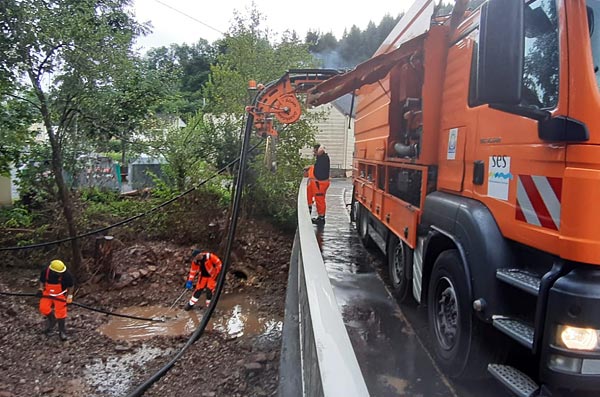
[246,69,340,137]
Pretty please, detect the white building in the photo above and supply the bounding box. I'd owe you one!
[304,94,355,177]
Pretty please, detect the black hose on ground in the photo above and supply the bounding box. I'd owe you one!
[125,111,257,397]
[0,291,163,322]
[0,140,264,252]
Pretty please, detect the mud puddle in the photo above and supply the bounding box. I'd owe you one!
[98,293,282,341]
[98,306,199,341]
[211,294,282,339]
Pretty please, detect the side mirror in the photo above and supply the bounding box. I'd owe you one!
[476,0,524,105]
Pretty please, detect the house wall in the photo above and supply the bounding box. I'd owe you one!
[0,176,12,206]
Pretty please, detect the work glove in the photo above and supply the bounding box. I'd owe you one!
[185,280,193,290]
[66,295,73,304]
[35,290,43,298]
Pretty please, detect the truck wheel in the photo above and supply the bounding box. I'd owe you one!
[387,235,411,302]
[356,203,374,248]
[427,249,488,379]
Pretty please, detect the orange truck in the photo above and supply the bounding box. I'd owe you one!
[248,0,600,395]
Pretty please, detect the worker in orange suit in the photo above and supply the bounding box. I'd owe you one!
[312,144,330,225]
[184,249,222,310]
[37,259,74,341]
[304,164,316,213]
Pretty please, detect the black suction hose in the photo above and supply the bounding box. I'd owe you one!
[0,291,163,322]
[125,112,256,397]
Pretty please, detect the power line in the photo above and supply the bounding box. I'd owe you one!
[152,0,224,35]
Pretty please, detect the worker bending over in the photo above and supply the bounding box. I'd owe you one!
[37,259,74,341]
[184,249,222,310]
[312,144,330,225]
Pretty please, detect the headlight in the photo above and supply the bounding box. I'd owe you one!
[558,325,600,351]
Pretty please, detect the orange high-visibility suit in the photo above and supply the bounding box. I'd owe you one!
[39,265,74,320]
[186,252,222,308]
[306,165,316,211]
[313,151,330,218]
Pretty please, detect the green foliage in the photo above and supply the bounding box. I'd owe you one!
[248,118,321,229]
[14,143,57,208]
[1,0,153,268]
[145,40,216,118]
[0,206,33,228]
[0,90,38,175]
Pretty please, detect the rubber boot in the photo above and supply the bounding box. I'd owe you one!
[43,313,56,336]
[184,302,194,311]
[57,318,68,341]
[311,215,325,225]
[308,205,312,214]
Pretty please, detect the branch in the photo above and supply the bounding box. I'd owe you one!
[36,43,65,77]
[0,92,41,110]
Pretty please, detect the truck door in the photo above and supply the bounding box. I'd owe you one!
[438,34,474,193]
[471,0,566,252]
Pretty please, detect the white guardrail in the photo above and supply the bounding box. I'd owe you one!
[278,179,370,396]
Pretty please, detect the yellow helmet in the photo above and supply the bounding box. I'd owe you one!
[49,259,66,273]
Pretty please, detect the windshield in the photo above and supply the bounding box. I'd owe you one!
[588,1,600,89]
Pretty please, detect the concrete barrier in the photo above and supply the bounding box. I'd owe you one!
[279,179,369,396]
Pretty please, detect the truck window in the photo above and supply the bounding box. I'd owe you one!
[587,1,600,89]
[522,0,559,109]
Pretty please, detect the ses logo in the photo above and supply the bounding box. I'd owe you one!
[488,155,512,200]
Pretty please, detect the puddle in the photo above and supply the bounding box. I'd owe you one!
[98,306,200,341]
[84,345,172,397]
[211,294,282,339]
[98,294,282,341]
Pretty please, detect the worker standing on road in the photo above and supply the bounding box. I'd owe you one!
[184,249,222,310]
[312,144,330,225]
[304,164,316,213]
[37,259,74,341]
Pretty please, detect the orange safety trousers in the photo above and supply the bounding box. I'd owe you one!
[314,179,330,216]
[39,283,68,319]
[195,276,216,294]
[306,166,316,207]
[188,276,217,306]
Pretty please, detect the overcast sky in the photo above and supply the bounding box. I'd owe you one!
[131,0,415,53]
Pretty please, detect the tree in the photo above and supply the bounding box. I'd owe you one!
[77,58,173,167]
[202,5,321,226]
[143,110,238,191]
[0,0,148,272]
[145,40,216,118]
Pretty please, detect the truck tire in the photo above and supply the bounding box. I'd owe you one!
[356,203,374,248]
[427,249,489,379]
[387,235,411,302]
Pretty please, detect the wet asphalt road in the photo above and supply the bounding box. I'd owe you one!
[315,179,509,397]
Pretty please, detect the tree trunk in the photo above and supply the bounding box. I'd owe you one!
[29,71,82,274]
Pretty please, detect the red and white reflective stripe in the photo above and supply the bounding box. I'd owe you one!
[189,296,198,304]
[516,175,562,230]
[49,289,67,297]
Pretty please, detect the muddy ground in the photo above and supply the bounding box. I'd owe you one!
[0,219,292,397]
